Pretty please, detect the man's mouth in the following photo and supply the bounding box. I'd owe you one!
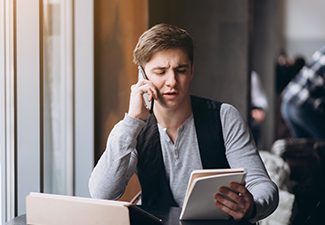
[163,91,178,96]
[162,91,179,100]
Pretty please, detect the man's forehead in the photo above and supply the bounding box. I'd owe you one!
[145,49,191,68]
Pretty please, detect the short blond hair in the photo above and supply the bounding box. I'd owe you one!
[133,23,194,66]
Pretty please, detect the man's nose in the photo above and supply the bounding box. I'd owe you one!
[165,70,177,87]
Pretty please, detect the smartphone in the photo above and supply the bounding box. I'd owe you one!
[138,66,154,113]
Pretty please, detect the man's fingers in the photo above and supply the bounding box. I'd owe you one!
[215,183,255,221]
[215,198,245,220]
[217,186,245,204]
[136,81,157,96]
[230,182,246,193]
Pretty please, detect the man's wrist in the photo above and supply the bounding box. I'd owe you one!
[246,202,257,221]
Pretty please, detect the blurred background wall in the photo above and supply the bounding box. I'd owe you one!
[285,0,325,58]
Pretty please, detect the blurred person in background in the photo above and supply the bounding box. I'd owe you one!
[274,50,305,140]
[281,46,325,138]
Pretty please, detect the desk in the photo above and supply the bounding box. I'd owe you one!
[5,208,253,225]
[146,207,254,225]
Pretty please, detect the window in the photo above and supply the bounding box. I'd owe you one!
[0,0,94,222]
[43,0,74,195]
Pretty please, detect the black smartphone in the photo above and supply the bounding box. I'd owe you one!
[138,66,154,113]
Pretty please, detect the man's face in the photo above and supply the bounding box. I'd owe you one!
[144,48,193,110]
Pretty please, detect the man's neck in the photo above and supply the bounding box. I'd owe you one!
[154,96,192,131]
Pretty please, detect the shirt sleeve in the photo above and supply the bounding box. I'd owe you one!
[220,103,279,222]
[88,114,145,199]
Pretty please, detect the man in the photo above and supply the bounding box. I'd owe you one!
[89,24,278,223]
[281,45,325,138]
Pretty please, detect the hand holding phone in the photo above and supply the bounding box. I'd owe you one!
[138,66,154,113]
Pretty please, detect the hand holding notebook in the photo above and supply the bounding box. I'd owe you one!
[180,168,246,220]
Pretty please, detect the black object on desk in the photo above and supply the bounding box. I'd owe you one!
[5,207,254,225]
[144,207,254,225]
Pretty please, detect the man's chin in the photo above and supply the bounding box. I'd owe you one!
[159,95,189,110]
[164,99,188,110]
[158,100,178,109]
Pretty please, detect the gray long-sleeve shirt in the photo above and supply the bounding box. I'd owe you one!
[89,103,279,222]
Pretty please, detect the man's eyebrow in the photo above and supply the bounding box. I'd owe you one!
[151,66,167,70]
[151,64,190,71]
[176,64,190,68]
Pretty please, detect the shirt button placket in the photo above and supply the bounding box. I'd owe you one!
[174,147,179,159]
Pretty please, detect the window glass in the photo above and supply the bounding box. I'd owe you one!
[43,0,74,195]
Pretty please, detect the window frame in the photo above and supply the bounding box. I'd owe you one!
[0,0,94,220]
[0,0,16,223]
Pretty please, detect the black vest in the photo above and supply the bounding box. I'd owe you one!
[136,96,230,210]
